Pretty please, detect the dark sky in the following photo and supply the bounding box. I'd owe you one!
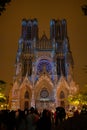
[0,0,87,87]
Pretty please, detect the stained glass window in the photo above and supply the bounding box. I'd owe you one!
[37,59,52,74]
[40,88,49,98]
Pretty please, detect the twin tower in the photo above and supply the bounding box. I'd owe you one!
[21,18,67,41]
[16,18,73,79]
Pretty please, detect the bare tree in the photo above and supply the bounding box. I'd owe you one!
[81,5,87,15]
[0,0,12,15]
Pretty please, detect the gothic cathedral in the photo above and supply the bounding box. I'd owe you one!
[9,18,79,111]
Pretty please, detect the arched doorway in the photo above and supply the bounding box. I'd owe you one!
[34,76,54,110]
[24,91,29,109]
[35,87,51,109]
[20,83,32,110]
[60,91,65,107]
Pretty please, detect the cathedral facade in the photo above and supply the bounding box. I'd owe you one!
[9,18,79,111]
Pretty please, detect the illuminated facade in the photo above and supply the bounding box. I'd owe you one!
[9,18,79,110]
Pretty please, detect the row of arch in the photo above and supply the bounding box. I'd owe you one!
[10,75,69,110]
[18,76,68,110]
[24,89,65,100]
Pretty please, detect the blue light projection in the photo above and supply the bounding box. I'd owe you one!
[62,19,66,24]
[22,20,27,26]
[50,19,55,26]
[33,19,38,25]
[37,59,52,74]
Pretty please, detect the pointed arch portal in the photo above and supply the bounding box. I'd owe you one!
[34,76,55,110]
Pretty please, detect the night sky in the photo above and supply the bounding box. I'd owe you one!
[0,0,87,87]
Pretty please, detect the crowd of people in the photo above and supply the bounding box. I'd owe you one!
[0,105,87,130]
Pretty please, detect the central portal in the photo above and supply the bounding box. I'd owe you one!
[34,76,55,111]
